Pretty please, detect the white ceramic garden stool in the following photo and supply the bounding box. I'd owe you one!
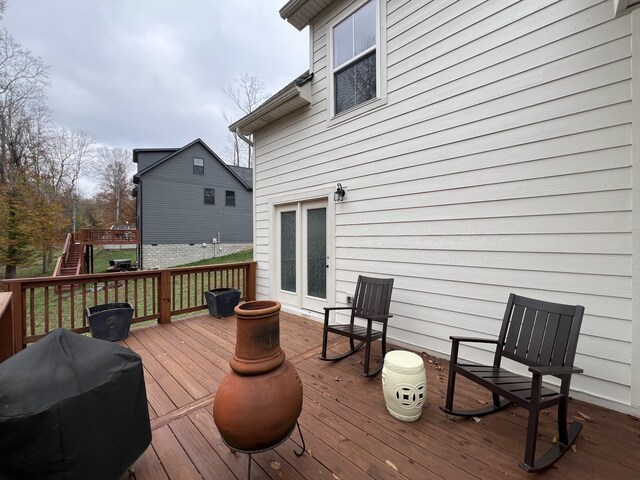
[382,350,426,422]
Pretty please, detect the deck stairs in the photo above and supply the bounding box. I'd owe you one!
[59,242,83,276]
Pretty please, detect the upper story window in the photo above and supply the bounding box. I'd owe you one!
[204,188,214,205]
[226,190,235,207]
[193,157,204,174]
[333,0,377,115]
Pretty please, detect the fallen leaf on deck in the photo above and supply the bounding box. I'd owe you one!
[307,449,312,457]
[385,460,398,471]
[472,417,483,424]
[552,435,558,444]
[270,461,281,470]
[477,400,489,405]
[428,359,434,364]
[445,414,457,421]
[576,411,594,423]
[332,474,341,480]
[571,444,577,453]
[316,373,323,379]
[334,376,342,382]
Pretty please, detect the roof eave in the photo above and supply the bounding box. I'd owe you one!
[228,81,312,136]
[280,0,334,30]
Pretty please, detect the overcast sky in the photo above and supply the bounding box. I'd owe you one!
[2,0,308,181]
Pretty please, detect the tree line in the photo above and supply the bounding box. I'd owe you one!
[0,3,134,279]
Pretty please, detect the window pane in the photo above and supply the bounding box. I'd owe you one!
[355,52,376,104]
[193,158,204,174]
[306,207,326,299]
[204,188,214,204]
[280,211,296,293]
[354,0,376,56]
[333,15,353,68]
[335,51,376,114]
[226,191,235,206]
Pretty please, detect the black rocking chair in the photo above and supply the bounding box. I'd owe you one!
[320,275,394,377]
[440,293,584,472]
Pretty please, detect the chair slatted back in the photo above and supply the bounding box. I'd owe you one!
[496,294,584,375]
[352,275,394,320]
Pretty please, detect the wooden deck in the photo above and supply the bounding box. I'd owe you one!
[123,312,639,480]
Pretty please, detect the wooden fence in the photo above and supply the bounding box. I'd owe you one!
[0,261,256,361]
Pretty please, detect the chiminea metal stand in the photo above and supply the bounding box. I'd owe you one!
[223,420,306,480]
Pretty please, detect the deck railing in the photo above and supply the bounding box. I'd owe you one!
[73,228,140,245]
[0,261,256,360]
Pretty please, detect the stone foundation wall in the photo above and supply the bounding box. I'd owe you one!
[141,243,252,269]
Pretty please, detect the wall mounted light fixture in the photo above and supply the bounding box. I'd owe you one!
[334,183,345,202]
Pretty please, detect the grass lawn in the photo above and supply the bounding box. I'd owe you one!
[2,247,253,279]
[177,248,253,267]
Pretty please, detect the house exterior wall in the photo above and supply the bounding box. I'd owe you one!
[136,142,253,268]
[135,150,176,171]
[252,0,637,413]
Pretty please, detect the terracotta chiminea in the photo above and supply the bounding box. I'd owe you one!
[213,300,303,451]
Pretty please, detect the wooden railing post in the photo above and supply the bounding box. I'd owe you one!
[159,270,172,324]
[0,291,14,362]
[2,281,24,357]
[246,261,257,301]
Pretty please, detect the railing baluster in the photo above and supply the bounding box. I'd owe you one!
[134,278,139,318]
[44,287,50,334]
[57,285,63,328]
[143,278,148,316]
[70,285,75,329]
[187,273,192,308]
[82,284,87,327]
[151,276,156,314]
[29,289,35,336]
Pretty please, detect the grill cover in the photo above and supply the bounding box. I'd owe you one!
[0,329,151,480]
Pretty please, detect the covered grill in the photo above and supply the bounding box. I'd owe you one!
[0,328,151,480]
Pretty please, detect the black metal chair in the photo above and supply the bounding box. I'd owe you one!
[320,275,394,377]
[440,293,584,472]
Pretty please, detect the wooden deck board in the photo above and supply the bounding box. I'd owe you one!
[126,313,639,480]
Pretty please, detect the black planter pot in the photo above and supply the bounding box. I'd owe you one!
[204,288,241,318]
[86,302,134,341]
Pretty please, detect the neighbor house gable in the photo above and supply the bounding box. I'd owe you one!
[133,138,252,190]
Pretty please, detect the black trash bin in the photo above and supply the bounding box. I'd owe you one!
[86,302,134,341]
[204,288,241,318]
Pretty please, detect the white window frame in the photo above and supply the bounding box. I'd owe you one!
[327,0,386,124]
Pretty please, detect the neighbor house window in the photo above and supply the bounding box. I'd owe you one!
[193,157,204,174]
[226,190,235,207]
[333,0,377,115]
[204,188,214,204]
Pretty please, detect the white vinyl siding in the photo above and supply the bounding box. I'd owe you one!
[252,0,634,410]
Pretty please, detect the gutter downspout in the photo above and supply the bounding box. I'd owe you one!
[235,128,253,148]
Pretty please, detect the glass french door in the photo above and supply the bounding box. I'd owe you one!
[275,200,328,312]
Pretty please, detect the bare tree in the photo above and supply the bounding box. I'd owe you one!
[223,73,269,167]
[91,146,134,226]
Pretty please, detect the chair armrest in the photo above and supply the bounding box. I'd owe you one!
[324,307,354,312]
[449,336,499,345]
[528,365,583,376]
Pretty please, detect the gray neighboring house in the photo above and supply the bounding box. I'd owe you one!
[132,138,253,269]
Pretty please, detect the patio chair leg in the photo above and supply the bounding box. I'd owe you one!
[522,406,540,470]
[558,397,569,444]
[363,340,371,376]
